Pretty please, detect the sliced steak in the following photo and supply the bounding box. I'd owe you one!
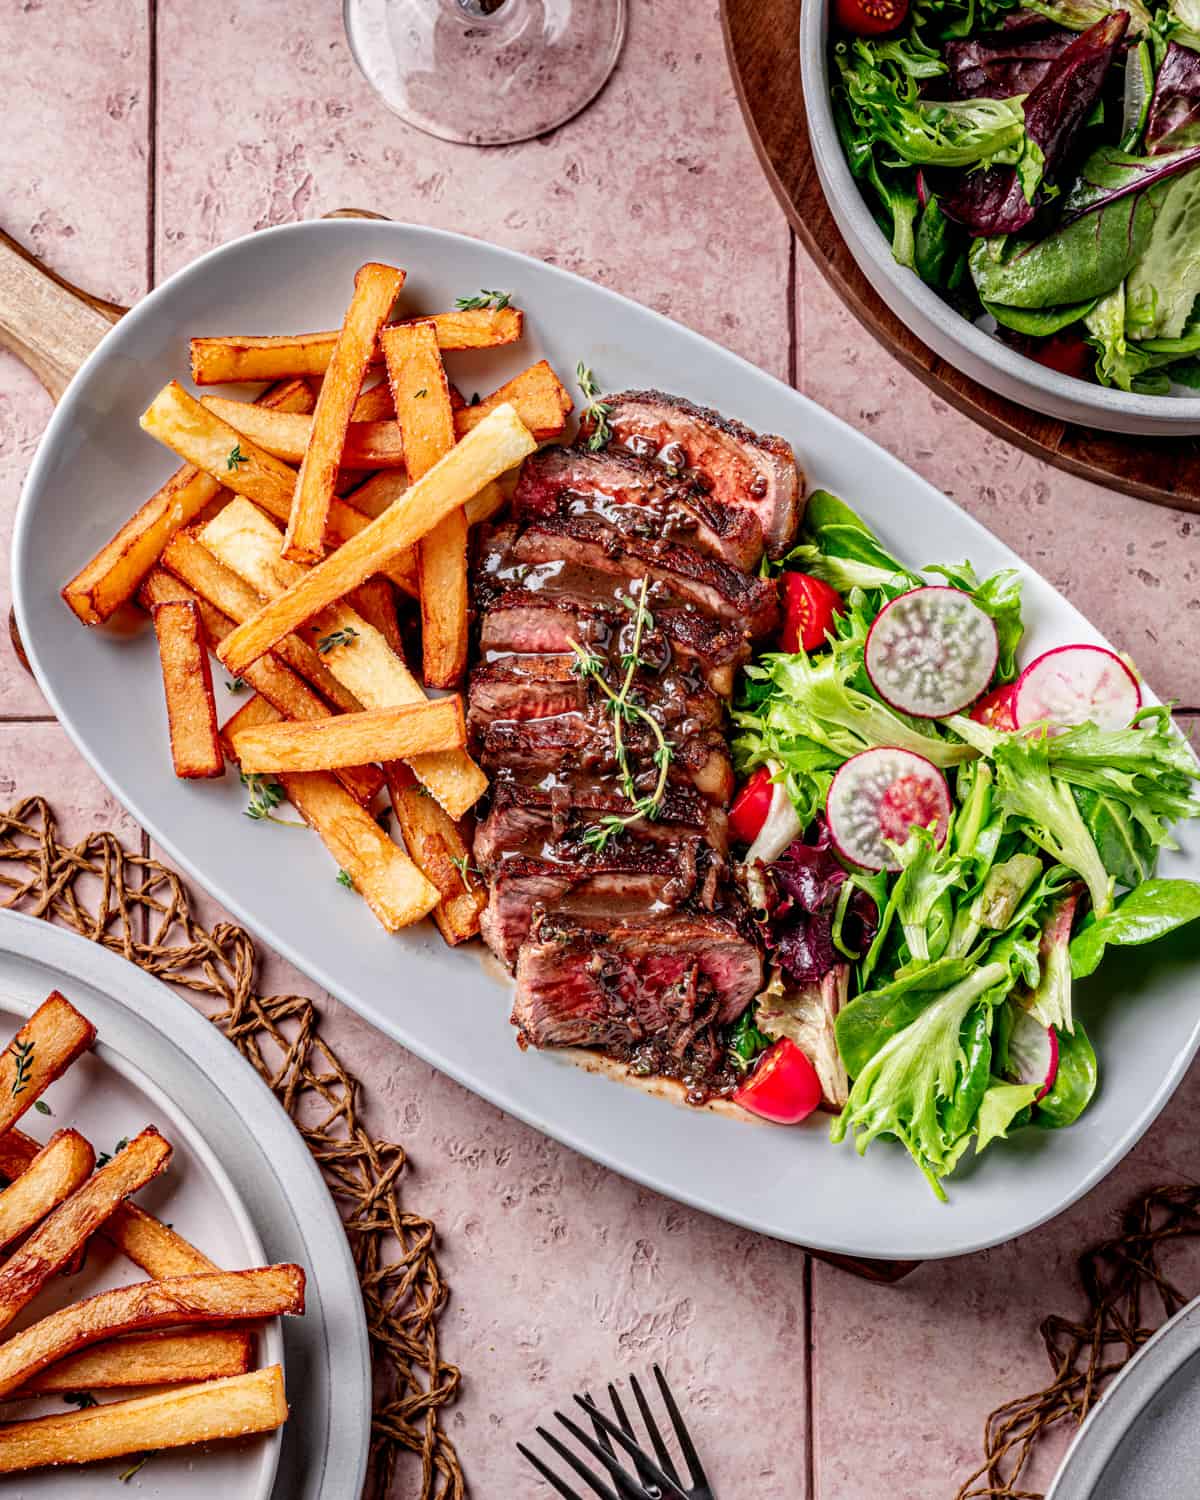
[583,389,803,559]
[512,910,764,1048]
[513,445,765,571]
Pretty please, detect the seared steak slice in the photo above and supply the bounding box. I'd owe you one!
[512,910,764,1048]
[513,445,765,571]
[583,390,802,559]
[468,655,585,728]
[510,518,779,637]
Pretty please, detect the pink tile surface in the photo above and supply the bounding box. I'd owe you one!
[1,2,1199,1496]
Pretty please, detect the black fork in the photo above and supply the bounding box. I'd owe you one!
[518,1364,714,1500]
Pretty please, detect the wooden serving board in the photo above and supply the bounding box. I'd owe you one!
[721,0,1200,513]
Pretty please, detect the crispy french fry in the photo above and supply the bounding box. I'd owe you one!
[283,262,405,564]
[219,693,278,758]
[381,322,467,689]
[386,764,485,946]
[152,600,224,779]
[19,1329,252,1395]
[189,306,523,384]
[219,404,534,677]
[0,1266,305,1400]
[234,698,465,774]
[201,501,488,818]
[201,399,405,468]
[0,1365,288,1473]
[61,378,313,627]
[0,995,95,1137]
[350,381,396,422]
[0,1128,172,1338]
[0,1131,94,1255]
[455,359,573,440]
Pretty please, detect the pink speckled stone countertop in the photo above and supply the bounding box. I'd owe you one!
[2,3,1199,1495]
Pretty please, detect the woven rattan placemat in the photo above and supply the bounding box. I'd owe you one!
[0,794,463,1500]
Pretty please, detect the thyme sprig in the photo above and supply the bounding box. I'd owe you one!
[455,289,512,311]
[569,577,672,853]
[316,626,358,655]
[240,772,304,826]
[450,853,479,892]
[576,362,612,452]
[226,443,249,471]
[8,1039,33,1097]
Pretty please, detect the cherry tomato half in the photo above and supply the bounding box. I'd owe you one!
[780,573,845,654]
[971,682,1018,732]
[734,1039,824,1125]
[1028,332,1093,382]
[834,0,909,35]
[729,766,774,846]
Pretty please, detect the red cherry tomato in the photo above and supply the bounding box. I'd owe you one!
[971,682,1018,732]
[1029,333,1093,381]
[834,0,909,34]
[734,1039,824,1124]
[780,573,845,654]
[729,767,774,846]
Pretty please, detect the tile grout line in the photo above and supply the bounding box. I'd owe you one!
[145,0,158,293]
[803,1251,815,1500]
[787,231,798,390]
[0,716,58,725]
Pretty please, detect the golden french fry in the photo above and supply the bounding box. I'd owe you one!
[283,262,406,563]
[0,1131,94,1255]
[200,399,405,468]
[189,306,523,384]
[152,600,224,779]
[0,996,95,1138]
[61,379,313,627]
[0,1129,172,1338]
[219,404,534,678]
[0,1366,288,1473]
[350,381,396,422]
[201,500,488,818]
[455,359,573,440]
[381,322,466,689]
[385,764,485,946]
[20,1329,252,1394]
[234,697,465,774]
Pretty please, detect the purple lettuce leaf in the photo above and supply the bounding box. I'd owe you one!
[765,823,878,987]
[943,10,1129,235]
[945,25,1076,100]
[1146,41,1200,154]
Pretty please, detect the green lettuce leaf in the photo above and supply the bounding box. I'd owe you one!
[1126,165,1200,338]
[975,1078,1040,1151]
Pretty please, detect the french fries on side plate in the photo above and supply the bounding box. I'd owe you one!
[0,991,304,1475]
[60,260,562,940]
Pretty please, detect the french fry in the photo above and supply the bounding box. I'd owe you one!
[234,698,465,774]
[455,359,573,440]
[0,995,95,1137]
[152,600,224,779]
[219,692,278,759]
[61,378,314,627]
[218,404,535,677]
[386,764,485,946]
[0,1131,94,1254]
[381,321,467,688]
[20,1329,252,1394]
[351,576,403,638]
[282,262,406,564]
[350,381,396,422]
[189,305,523,384]
[200,399,406,468]
[200,500,489,818]
[0,1365,288,1473]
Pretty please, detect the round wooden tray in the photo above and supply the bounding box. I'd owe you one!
[720,0,1200,514]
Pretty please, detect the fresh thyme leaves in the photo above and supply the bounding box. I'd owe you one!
[239,772,304,826]
[63,1391,98,1410]
[34,1099,51,1116]
[337,869,355,890]
[316,625,359,655]
[119,1453,154,1483]
[225,677,246,694]
[96,1136,129,1170]
[414,388,428,398]
[450,853,478,892]
[569,578,672,853]
[226,443,249,472]
[454,289,512,311]
[8,1038,33,1097]
[576,362,612,452]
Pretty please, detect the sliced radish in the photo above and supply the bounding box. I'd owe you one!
[1008,1008,1059,1102]
[826,747,951,871]
[865,587,999,719]
[1014,644,1141,732]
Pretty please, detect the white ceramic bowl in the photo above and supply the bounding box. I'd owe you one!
[799,0,1200,436]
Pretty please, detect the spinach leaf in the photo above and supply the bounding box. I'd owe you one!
[1073,785,1155,888]
[1070,878,1200,976]
[915,194,958,286]
[944,1005,996,1139]
[728,1006,772,1072]
[985,296,1098,333]
[1035,1021,1098,1127]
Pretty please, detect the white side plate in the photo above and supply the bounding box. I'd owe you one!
[13,219,1200,1259]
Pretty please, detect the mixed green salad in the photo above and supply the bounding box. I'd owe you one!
[830,0,1200,391]
[725,491,1200,1197]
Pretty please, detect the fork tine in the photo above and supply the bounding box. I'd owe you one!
[653,1365,711,1488]
[569,1398,689,1500]
[629,1373,683,1486]
[586,1390,617,1460]
[517,1440,590,1500]
[536,1425,623,1500]
[610,1382,664,1492]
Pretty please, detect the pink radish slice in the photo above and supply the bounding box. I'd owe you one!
[1014,644,1141,732]
[826,747,951,871]
[864,587,999,719]
[1008,1008,1059,1101]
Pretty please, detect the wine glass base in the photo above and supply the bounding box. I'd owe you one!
[345,0,628,147]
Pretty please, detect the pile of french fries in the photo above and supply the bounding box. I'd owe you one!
[0,992,305,1475]
[61,262,574,943]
